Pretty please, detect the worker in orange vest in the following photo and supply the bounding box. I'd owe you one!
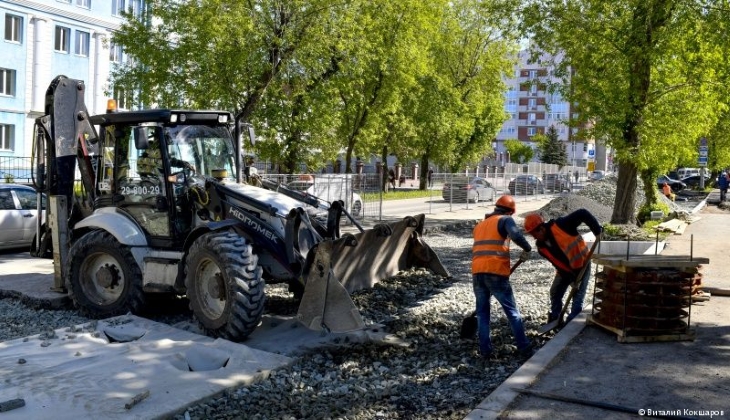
[523,210,602,325]
[472,195,534,360]
[662,182,675,201]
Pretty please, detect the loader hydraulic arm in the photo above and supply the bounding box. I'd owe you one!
[32,75,98,212]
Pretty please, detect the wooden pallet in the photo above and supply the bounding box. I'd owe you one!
[587,315,695,343]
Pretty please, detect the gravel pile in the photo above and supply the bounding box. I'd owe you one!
[0,178,689,420]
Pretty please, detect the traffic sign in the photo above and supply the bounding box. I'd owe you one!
[698,156,708,166]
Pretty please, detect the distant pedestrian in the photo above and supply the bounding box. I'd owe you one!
[427,167,434,188]
[718,172,729,202]
[574,170,579,183]
[662,182,676,202]
[523,210,602,325]
[388,168,396,189]
[471,195,534,360]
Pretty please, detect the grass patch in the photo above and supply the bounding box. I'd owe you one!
[361,188,438,201]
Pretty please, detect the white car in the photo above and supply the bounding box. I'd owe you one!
[287,180,363,217]
[0,184,45,251]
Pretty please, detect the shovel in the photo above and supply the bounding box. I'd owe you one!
[460,259,525,339]
[537,235,601,335]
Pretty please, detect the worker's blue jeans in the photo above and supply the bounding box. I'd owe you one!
[549,261,592,323]
[473,273,531,356]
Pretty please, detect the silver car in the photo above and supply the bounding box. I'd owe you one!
[442,176,496,203]
[0,184,45,251]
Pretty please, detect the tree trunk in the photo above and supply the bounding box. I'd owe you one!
[419,153,430,190]
[611,161,638,225]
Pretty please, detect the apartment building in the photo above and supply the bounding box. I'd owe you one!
[494,50,599,169]
[0,0,142,164]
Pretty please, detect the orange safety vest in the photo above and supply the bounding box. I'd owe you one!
[662,184,672,196]
[472,216,511,276]
[537,223,590,273]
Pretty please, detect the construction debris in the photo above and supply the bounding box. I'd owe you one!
[654,218,689,234]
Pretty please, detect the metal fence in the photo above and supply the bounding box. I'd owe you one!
[0,156,33,184]
[260,167,588,222]
[2,156,588,221]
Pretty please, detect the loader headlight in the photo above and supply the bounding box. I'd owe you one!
[297,224,316,255]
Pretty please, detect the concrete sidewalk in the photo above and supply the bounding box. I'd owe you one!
[467,202,730,419]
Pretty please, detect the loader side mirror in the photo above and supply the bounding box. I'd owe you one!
[134,127,149,150]
[239,122,256,146]
[134,126,162,150]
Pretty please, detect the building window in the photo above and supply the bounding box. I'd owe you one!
[130,0,143,18]
[114,85,131,109]
[528,98,536,110]
[0,69,15,96]
[76,0,91,8]
[109,43,123,62]
[527,127,537,136]
[529,70,538,79]
[528,113,536,125]
[0,124,14,151]
[112,0,124,16]
[55,26,70,53]
[4,14,23,43]
[75,31,90,56]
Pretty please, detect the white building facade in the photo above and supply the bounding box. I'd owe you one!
[0,0,142,162]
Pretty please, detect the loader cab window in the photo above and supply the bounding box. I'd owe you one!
[166,125,236,181]
[107,124,171,238]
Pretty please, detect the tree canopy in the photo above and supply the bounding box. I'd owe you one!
[110,0,520,179]
[520,0,730,223]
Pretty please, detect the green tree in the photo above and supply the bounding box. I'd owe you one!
[535,125,568,167]
[504,139,534,164]
[521,0,729,224]
[410,0,520,178]
[110,0,352,173]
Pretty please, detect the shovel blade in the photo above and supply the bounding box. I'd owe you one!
[538,319,560,334]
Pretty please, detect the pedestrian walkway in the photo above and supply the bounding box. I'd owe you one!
[466,199,730,419]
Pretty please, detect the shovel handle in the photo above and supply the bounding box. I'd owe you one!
[510,259,524,274]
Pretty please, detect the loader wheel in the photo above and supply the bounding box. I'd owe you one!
[67,230,146,318]
[185,230,265,341]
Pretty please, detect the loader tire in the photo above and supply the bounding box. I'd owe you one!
[67,230,146,318]
[185,230,265,341]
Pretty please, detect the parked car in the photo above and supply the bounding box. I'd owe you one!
[286,180,314,192]
[681,174,712,189]
[442,176,496,203]
[508,174,545,195]
[543,173,572,192]
[287,179,363,217]
[0,184,46,252]
[588,170,606,182]
[656,175,686,192]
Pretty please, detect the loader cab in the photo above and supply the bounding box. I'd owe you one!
[91,109,238,247]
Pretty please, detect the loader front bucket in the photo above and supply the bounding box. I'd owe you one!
[297,237,366,333]
[331,214,450,293]
[296,214,450,333]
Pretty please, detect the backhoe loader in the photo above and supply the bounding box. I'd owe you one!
[31,75,450,341]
